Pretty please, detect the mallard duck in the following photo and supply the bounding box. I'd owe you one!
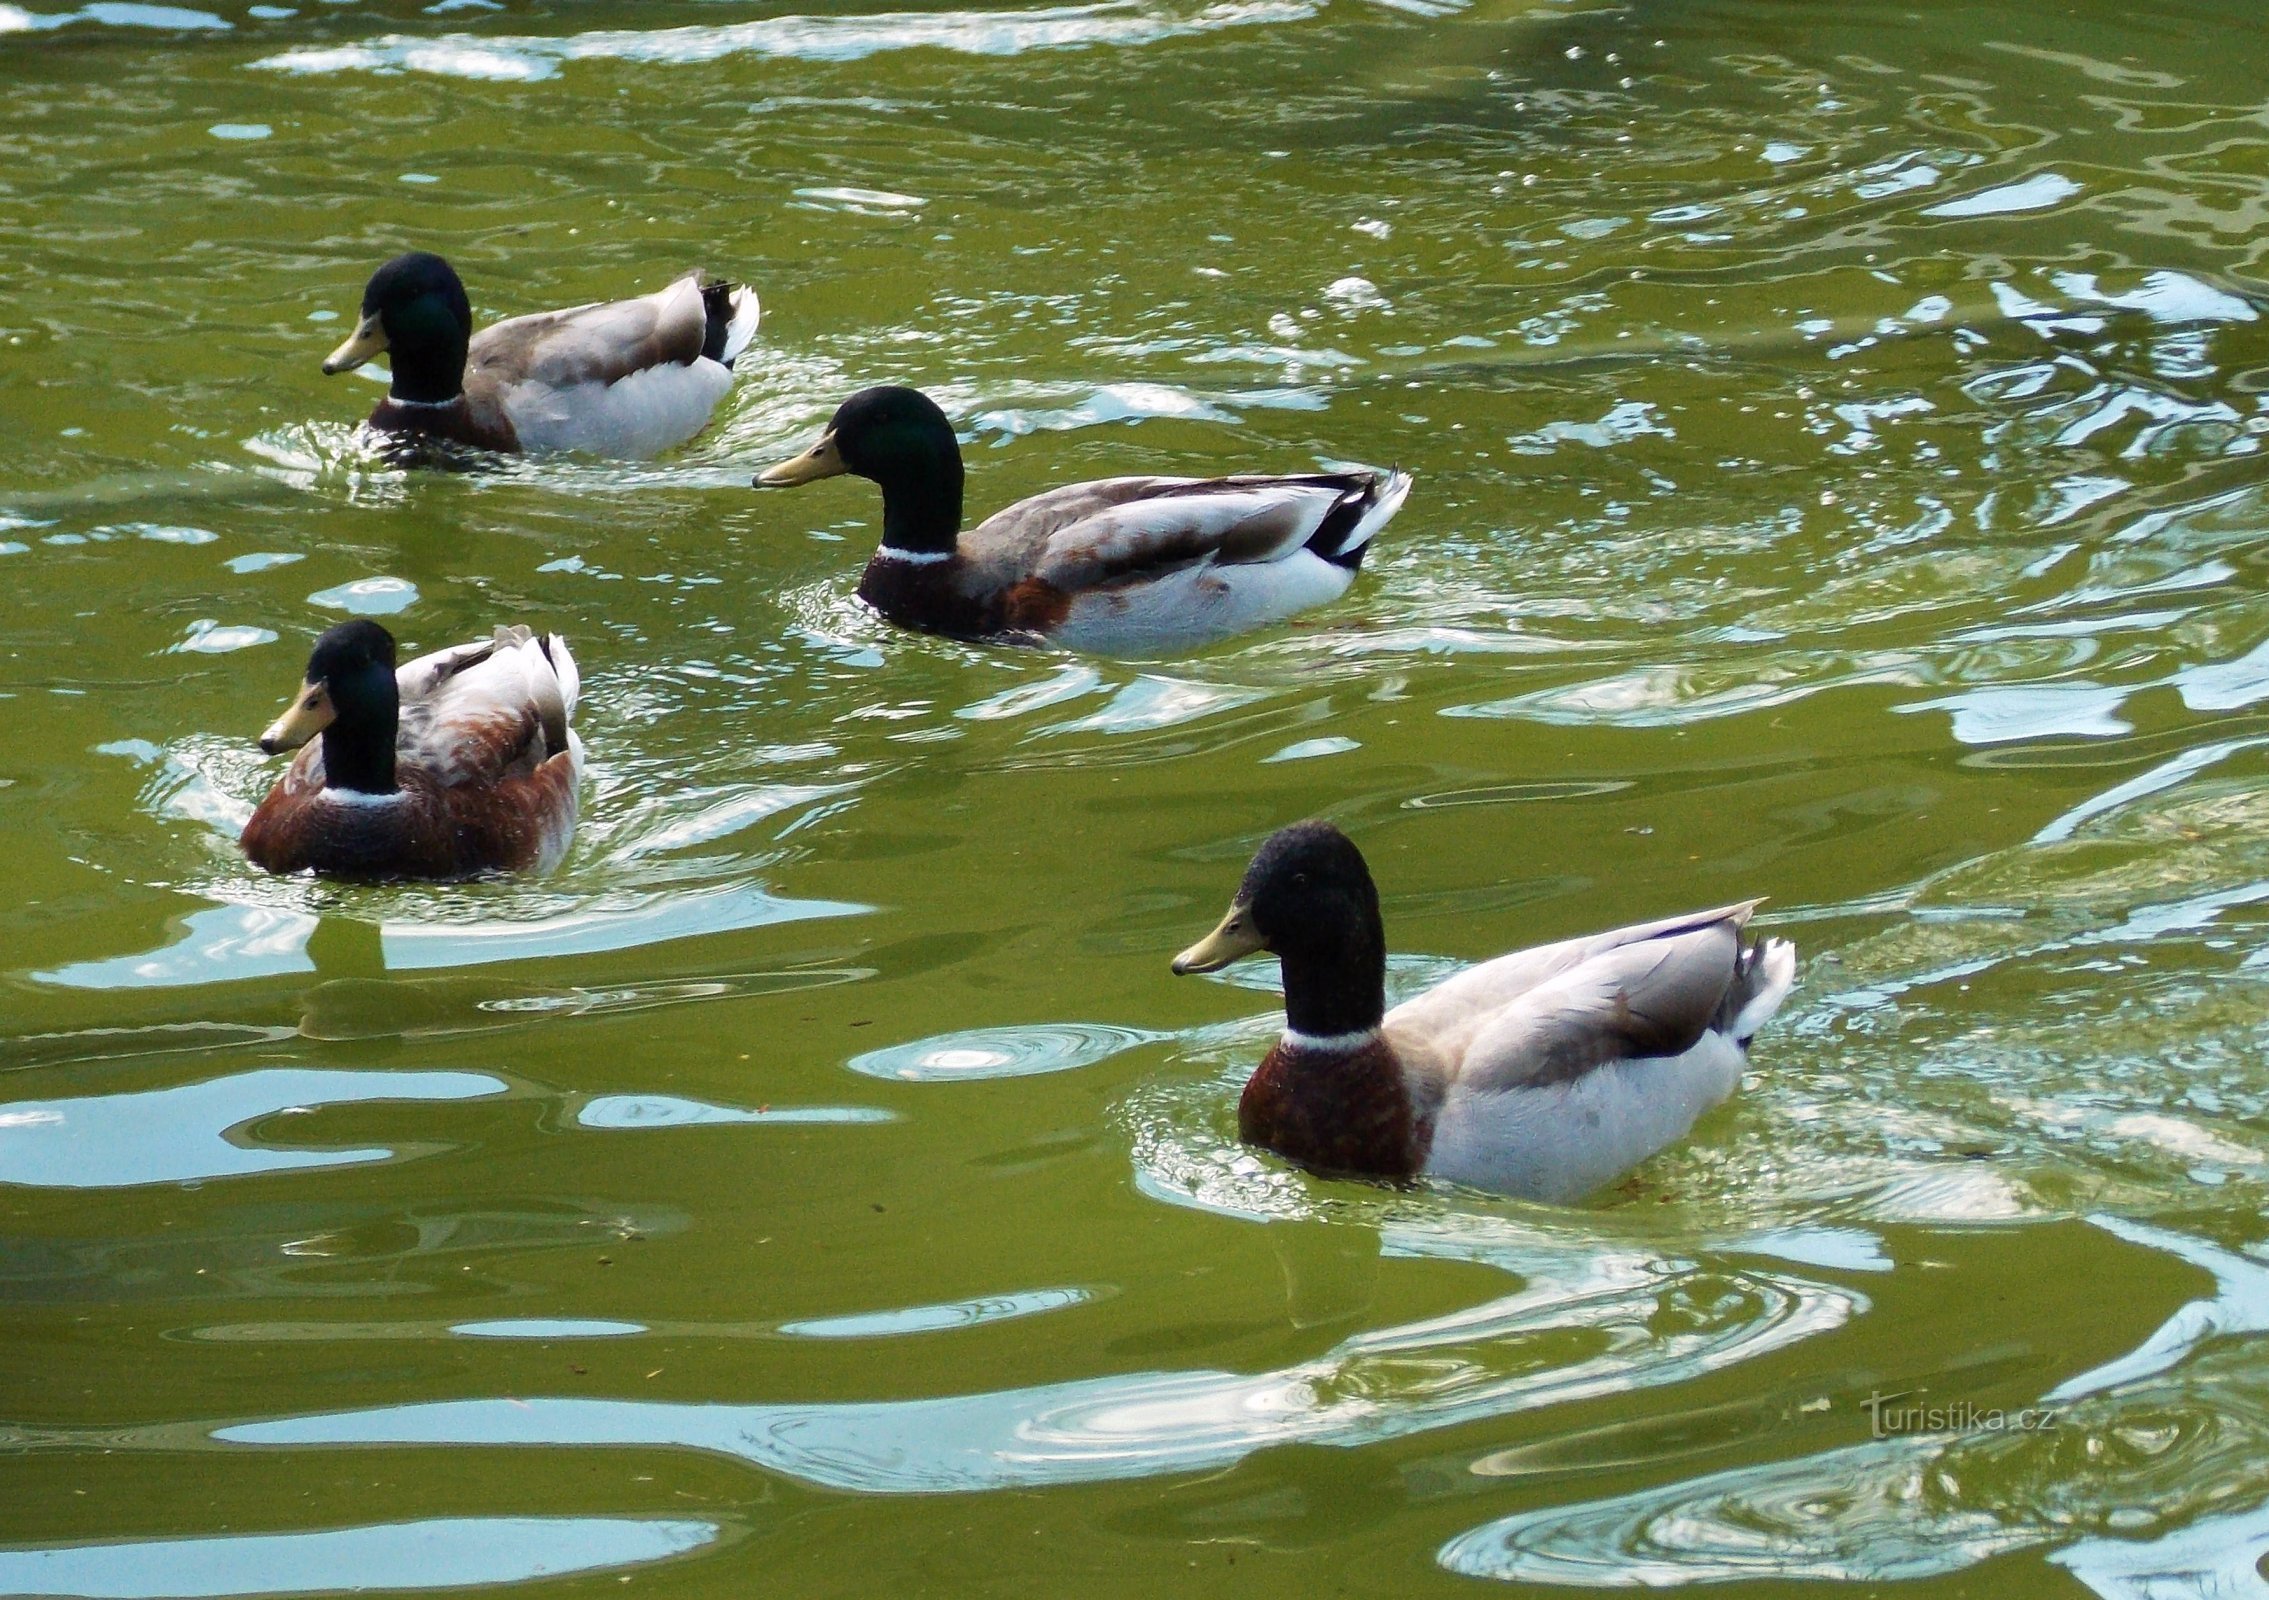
[1171,822,1797,1201]
[754,386,1410,654]
[321,251,760,458]
[241,619,583,879]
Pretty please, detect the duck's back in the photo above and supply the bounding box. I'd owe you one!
[1386,902,1764,1064]
[467,273,755,458]
[1389,904,1785,1201]
[956,471,1403,653]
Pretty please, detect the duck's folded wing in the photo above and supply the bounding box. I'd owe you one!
[1389,900,1760,1043]
[404,629,576,784]
[470,273,709,390]
[395,635,510,704]
[972,473,1379,591]
[1443,921,1745,1094]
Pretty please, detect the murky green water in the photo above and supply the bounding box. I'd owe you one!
[5,0,2269,1593]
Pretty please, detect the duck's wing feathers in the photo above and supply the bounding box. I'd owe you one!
[1443,919,1747,1094]
[962,472,1395,593]
[399,627,580,786]
[475,274,753,457]
[468,272,712,391]
[394,635,508,703]
[1388,901,1761,1060]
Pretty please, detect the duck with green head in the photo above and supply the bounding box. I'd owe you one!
[1172,821,1798,1201]
[241,618,584,879]
[757,385,1411,655]
[323,251,760,458]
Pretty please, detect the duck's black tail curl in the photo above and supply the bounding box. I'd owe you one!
[699,280,762,368]
[1307,466,1414,572]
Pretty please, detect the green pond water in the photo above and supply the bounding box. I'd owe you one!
[5,0,2269,1593]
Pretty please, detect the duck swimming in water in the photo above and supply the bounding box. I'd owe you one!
[756,386,1409,655]
[241,619,583,880]
[1172,822,1797,1202]
[321,251,759,458]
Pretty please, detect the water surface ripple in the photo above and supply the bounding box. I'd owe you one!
[4,0,2268,1595]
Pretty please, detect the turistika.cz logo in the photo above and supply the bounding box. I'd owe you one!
[1861,1390,2060,1439]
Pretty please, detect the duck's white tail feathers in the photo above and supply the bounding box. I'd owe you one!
[490,626,578,755]
[1728,936,1797,1043]
[705,282,761,368]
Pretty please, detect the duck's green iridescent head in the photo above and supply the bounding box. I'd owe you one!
[322,251,474,404]
[755,385,966,554]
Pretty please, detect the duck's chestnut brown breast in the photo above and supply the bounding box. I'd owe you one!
[1237,1036,1433,1180]
[857,554,1065,641]
[369,394,519,454]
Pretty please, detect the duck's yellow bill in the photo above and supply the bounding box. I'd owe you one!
[1172,902,1263,975]
[321,315,388,375]
[259,681,334,755]
[755,430,845,487]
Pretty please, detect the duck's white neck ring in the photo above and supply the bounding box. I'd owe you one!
[1280,1025,1381,1055]
[873,546,953,566]
[384,395,462,411]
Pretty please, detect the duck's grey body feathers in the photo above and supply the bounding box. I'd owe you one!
[961,469,1411,655]
[957,472,1386,585]
[1389,901,1797,1200]
[476,273,759,458]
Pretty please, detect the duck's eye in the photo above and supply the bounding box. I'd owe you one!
[1291,871,1310,887]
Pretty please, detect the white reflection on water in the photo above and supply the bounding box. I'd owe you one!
[1921,171,2082,218]
[0,1068,502,1189]
[378,884,869,968]
[2030,737,2269,844]
[0,1517,717,1597]
[2054,1502,2269,1599]
[956,663,1105,721]
[1262,735,1359,763]
[214,1245,1855,1492]
[1438,1432,2030,1586]
[846,1021,1162,1081]
[1723,1226,1892,1275]
[2178,641,2269,712]
[1039,675,1266,736]
[577,1095,894,1129]
[451,1319,647,1340]
[2051,268,2259,329]
[252,0,1318,79]
[971,381,1240,437]
[1895,680,2132,744]
[2046,1215,2269,1402]
[793,185,926,214]
[30,887,868,991]
[0,4,228,31]
[35,906,317,991]
[609,782,859,860]
[305,577,417,616]
[1441,1398,2269,1594]
[779,1286,1093,1339]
